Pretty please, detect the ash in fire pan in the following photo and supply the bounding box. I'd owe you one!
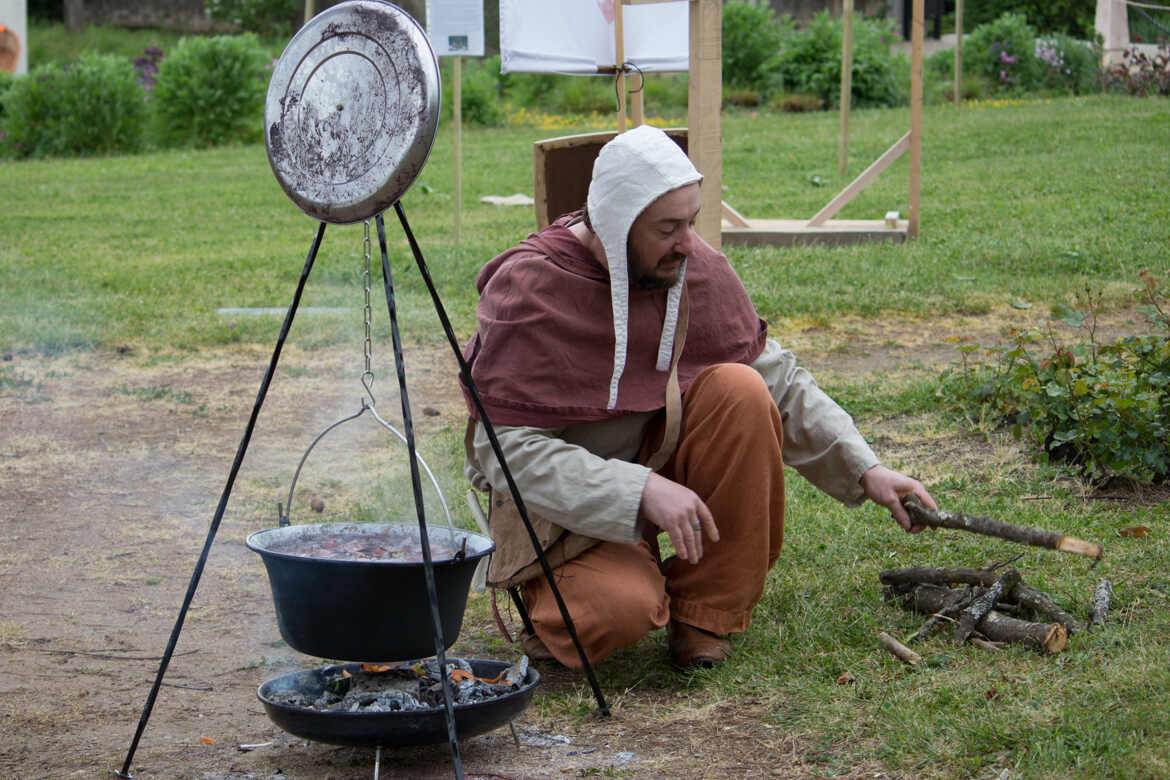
[258,657,540,747]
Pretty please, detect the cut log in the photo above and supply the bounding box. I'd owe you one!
[901,495,1103,560]
[1016,585,1081,636]
[900,585,1068,654]
[878,631,922,666]
[881,566,998,588]
[1090,579,1113,627]
[954,569,1022,645]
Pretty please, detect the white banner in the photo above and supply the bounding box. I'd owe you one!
[500,0,689,74]
[426,0,486,57]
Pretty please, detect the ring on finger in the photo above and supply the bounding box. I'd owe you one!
[690,521,701,531]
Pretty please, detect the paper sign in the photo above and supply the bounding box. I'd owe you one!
[426,0,485,57]
[500,0,688,74]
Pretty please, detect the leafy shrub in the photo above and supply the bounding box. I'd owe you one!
[1100,43,1170,96]
[205,0,301,38]
[0,70,14,118]
[722,1,793,97]
[965,0,1095,38]
[1034,34,1100,93]
[965,13,1040,91]
[505,70,615,115]
[772,92,824,112]
[1,54,146,158]
[133,45,165,92]
[151,34,269,147]
[442,56,505,127]
[940,274,1170,486]
[775,11,907,108]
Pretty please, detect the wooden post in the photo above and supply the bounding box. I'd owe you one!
[304,0,315,25]
[64,0,84,32]
[838,0,853,177]
[953,0,963,103]
[1095,0,1130,66]
[615,0,627,132]
[453,55,462,244]
[630,88,645,127]
[689,0,723,249]
[908,0,923,238]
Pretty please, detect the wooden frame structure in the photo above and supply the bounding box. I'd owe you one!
[722,0,926,247]
[530,0,925,249]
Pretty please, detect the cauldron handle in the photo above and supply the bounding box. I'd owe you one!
[279,398,457,553]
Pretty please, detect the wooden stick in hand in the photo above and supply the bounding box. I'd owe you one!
[901,495,1103,560]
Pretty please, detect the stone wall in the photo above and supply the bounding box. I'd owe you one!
[72,0,227,32]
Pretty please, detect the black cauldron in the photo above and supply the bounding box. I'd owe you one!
[246,522,493,662]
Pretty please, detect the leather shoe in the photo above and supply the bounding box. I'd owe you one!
[520,631,558,663]
[668,621,730,668]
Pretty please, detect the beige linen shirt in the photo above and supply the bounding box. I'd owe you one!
[465,338,879,548]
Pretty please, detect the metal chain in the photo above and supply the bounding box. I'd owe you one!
[361,220,375,401]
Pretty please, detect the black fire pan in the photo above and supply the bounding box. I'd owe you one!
[257,660,540,747]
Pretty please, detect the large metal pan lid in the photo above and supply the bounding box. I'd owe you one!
[265,1,441,224]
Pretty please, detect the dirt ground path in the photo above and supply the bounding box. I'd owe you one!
[0,308,1146,779]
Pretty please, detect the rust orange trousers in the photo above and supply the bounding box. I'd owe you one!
[521,363,786,668]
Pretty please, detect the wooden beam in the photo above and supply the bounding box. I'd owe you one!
[721,200,750,228]
[615,0,627,132]
[838,0,854,177]
[808,132,909,226]
[723,218,908,247]
[953,0,963,104]
[630,87,645,127]
[689,0,723,249]
[909,0,924,237]
[453,55,462,244]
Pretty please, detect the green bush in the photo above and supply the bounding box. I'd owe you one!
[965,0,1096,38]
[965,13,1041,91]
[0,70,14,118]
[1,54,146,158]
[1100,43,1170,95]
[443,56,506,127]
[940,274,1170,486]
[722,1,793,97]
[151,34,270,147]
[205,0,301,38]
[775,11,907,108]
[505,71,614,115]
[1034,33,1100,94]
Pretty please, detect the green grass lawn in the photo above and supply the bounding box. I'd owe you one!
[3,95,1169,778]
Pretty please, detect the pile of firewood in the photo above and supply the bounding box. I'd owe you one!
[879,563,1114,662]
[875,496,1111,664]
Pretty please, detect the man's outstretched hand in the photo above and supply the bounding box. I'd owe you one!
[640,473,719,564]
[860,464,936,533]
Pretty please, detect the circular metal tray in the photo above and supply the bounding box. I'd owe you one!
[258,660,540,747]
[265,0,441,223]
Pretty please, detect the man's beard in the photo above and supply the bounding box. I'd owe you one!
[629,245,686,290]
